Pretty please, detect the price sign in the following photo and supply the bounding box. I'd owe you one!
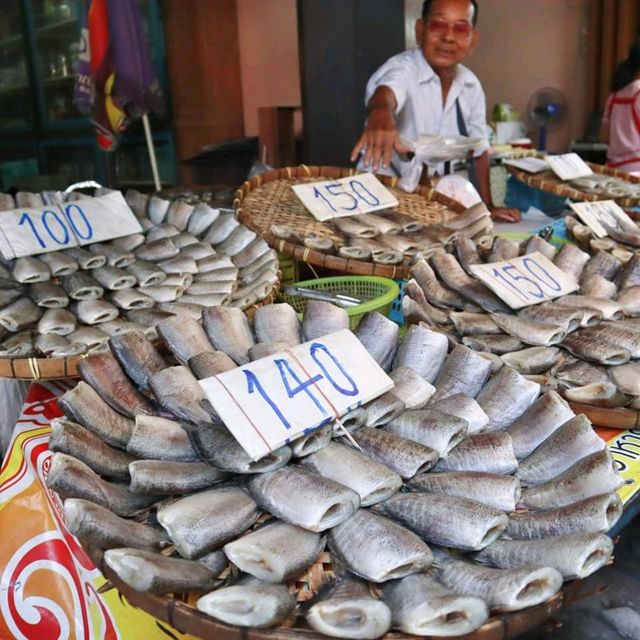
[545,153,593,181]
[503,157,549,173]
[0,191,142,259]
[68,191,142,245]
[291,173,399,221]
[569,200,631,239]
[469,251,578,309]
[199,329,393,460]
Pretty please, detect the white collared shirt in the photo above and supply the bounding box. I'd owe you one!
[359,48,490,178]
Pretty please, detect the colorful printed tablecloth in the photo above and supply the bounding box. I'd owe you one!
[0,381,197,640]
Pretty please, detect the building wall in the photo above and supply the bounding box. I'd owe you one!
[236,0,301,137]
[405,0,592,152]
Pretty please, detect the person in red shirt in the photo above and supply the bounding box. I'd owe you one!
[602,37,640,175]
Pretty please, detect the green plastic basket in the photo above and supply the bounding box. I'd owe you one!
[279,276,400,329]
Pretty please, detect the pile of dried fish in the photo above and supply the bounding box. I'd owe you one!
[402,232,640,411]
[569,174,640,199]
[46,302,623,638]
[270,202,494,267]
[564,214,640,256]
[0,189,278,359]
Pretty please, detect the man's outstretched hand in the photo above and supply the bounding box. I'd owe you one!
[350,104,411,173]
[490,206,521,223]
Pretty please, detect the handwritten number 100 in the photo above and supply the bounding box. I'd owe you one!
[313,179,381,212]
[19,205,93,248]
[244,342,360,430]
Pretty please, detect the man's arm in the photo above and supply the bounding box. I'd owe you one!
[475,151,521,223]
[350,86,411,172]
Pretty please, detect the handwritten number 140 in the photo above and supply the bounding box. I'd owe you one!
[245,342,359,430]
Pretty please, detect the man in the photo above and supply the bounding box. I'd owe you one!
[351,0,521,222]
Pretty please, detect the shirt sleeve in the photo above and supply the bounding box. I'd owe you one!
[463,80,491,156]
[365,56,412,114]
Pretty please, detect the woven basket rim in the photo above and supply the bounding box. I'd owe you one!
[234,164,470,279]
[504,157,640,207]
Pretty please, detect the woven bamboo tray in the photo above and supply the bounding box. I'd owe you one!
[234,165,468,279]
[89,545,588,640]
[567,402,640,430]
[504,159,640,210]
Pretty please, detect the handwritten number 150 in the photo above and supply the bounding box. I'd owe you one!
[313,179,381,212]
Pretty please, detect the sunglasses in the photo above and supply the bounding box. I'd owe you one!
[427,18,473,37]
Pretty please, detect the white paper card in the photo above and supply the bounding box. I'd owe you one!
[291,173,399,221]
[0,191,142,259]
[66,191,143,245]
[200,329,394,460]
[470,251,578,309]
[0,207,80,258]
[569,200,630,239]
[545,153,593,181]
[503,157,549,173]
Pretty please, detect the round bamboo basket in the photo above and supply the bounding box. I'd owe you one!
[504,160,640,211]
[89,545,588,640]
[234,165,468,280]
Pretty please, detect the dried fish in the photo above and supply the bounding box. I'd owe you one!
[364,392,405,427]
[28,281,69,308]
[382,572,487,637]
[490,313,566,346]
[375,492,508,551]
[392,324,448,383]
[308,577,392,639]
[126,260,167,286]
[354,311,399,371]
[224,520,325,582]
[563,381,628,407]
[474,533,614,580]
[328,509,432,582]
[61,272,104,300]
[0,298,43,331]
[202,306,254,365]
[352,428,438,479]
[505,493,623,540]
[248,465,360,532]
[135,237,179,261]
[388,366,435,408]
[157,314,215,365]
[302,300,350,342]
[507,391,575,459]
[49,417,135,480]
[431,344,492,401]
[196,579,295,629]
[433,549,563,612]
[435,432,518,475]
[37,308,76,335]
[500,346,562,375]
[520,449,622,510]
[429,393,489,434]
[12,256,51,283]
[65,246,106,269]
[129,459,226,494]
[45,452,156,516]
[409,470,521,512]
[91,265,137,290]
[108,329,166,392]
[127,414,199,462]
[72,299,119,324]
[64,498,166,551]
[157,485,260,558]
[302,441,402,507]
[58,381,134,448]
[104,548,219,594]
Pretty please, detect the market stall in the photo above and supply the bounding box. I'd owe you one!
[0,164,638,638]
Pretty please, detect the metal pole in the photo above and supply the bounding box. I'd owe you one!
[142,113,162,192]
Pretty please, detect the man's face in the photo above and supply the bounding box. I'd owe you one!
[416,0,478,74]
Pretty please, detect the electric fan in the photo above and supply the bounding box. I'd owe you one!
[526,87,568,151]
